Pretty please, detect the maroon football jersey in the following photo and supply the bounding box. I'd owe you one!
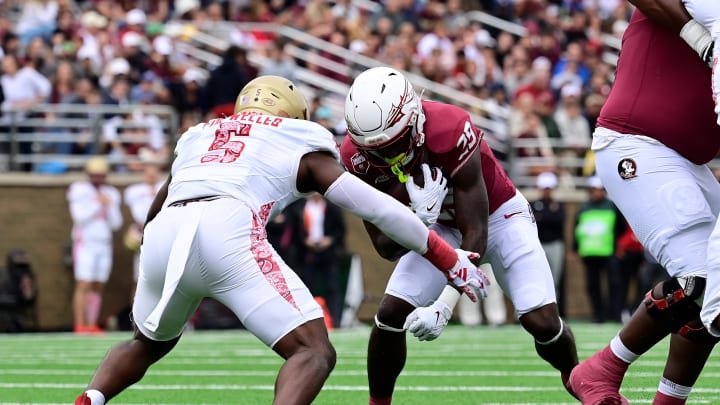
[597,10,720,164]
[341,100,516,225]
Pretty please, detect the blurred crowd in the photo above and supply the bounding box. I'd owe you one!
[0,0,631,178]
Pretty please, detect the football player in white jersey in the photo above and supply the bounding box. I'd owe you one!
[67,156,123,334]
[74,76,491,405]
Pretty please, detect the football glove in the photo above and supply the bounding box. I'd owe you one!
[446,249,490,303]
[403,300,453,341]
[406,163,448,225]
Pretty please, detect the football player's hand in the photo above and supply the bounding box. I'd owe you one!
[403,300,452,341]
[406,163,448,225]
[446,249,490,303]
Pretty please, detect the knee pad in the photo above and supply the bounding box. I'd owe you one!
[644,276,705,332]
[374,315,405,333]
[677,322,720,344]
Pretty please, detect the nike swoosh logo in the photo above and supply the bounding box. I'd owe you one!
[503,211,523,219]
[427,202,437,212]
[434,311,441,325]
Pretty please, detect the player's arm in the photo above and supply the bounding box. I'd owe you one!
[362,219,408,261]
[451,148,489,260]
[298,150,490,301]
[628,0,691,32]
[144,174,171,229]
[629,0,715,66]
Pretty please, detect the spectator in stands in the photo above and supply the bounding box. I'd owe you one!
[66,78,104,155]
[531,171,568,315]
[515,56,556,108]
[46,59,79,154]
[259,39,297,82]
[509,92,556,175]
[202,45,253,118]
[67,156,122,334]
[572,176,625,323]
[118,31,149,84]
[15,0,59,48]
[551,41,590,91]
[554,83,591,167]
[0,54,52,171]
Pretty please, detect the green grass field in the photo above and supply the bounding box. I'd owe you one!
[1,322,719,404]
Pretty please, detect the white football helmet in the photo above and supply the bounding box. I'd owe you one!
[345,67,425,168]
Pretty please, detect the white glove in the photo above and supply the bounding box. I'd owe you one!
[446,249,491,303]
[406,163,448,225]
[403,300,452,341]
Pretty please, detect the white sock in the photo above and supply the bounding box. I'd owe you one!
[85,389,106,405]
[658,376,692,399]
[610,335,639,364]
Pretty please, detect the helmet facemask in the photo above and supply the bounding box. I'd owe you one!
[350,111,423,183]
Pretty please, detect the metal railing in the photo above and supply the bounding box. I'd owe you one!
[187,21,511,154]
[0,104,178,172]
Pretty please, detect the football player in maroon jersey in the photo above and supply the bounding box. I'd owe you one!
[341,67,579,405]
[568,1,720,404]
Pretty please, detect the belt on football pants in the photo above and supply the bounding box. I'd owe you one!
[143,204,204,333]
[168,195,225,207]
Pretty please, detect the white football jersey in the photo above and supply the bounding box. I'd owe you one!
[168,112,340,221]
[124,180,166,225]
[67,180,123,242]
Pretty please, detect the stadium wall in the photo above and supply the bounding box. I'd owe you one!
[0,175,593,331]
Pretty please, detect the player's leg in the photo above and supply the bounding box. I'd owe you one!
[207,200,335,405]
[75,330,181,405]
[573,135,720,404]
[701,217,720,339]
[72,245,94,333]
[368,224,461,404]
[87,245,112,332]
[485,193,578,395]
[75,207,202,405]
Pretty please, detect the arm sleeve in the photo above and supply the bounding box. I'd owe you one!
[324,172,429,254]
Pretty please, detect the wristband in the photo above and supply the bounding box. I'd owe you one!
[680,20,713,60]
[436,285,462,310]
[422,230,457,271]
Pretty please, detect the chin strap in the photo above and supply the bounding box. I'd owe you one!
[391,163,409,183]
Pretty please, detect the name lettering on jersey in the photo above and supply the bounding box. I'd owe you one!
[204,113,284,128]
[456,121,479,162]
[350,152,370,174]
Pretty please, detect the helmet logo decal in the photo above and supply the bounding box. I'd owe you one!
[386,80,412,129]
